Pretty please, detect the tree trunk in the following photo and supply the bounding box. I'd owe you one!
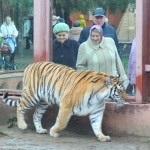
[55,3,72,28]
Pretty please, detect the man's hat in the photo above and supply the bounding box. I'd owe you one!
[93,8,105,17]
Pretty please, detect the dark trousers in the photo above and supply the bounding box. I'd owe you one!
[10,52,15,62]
[25,37,30,49]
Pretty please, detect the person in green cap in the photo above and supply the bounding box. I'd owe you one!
[53,22,80,69]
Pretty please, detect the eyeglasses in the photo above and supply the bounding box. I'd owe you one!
[95,16,103,19]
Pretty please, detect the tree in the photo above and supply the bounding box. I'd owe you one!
[1,0,33,25]
[1,0,33,53]
[53,0,135,28]
[1,0,33,24]
[53,0,136,14]
[2,0,33,15]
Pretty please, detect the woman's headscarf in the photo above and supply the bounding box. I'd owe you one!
[90,25,103,35]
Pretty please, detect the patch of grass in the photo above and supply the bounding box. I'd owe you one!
[143,138,150,143]
[7,116,17,128]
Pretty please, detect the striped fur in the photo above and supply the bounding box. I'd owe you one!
[3,62,127,142]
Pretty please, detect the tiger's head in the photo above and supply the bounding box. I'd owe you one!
[91,72,127,107]
[108,76,127,107]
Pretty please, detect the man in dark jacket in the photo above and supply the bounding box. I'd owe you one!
[78,7,119,51]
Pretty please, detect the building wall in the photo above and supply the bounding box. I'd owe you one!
[70,12,123,29]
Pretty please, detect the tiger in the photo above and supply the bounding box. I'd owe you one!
[2,61,127,142]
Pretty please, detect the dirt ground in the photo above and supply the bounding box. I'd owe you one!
[0,125,150,150]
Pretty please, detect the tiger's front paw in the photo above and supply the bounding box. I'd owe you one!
[18,121,27,130]
[49,127,60,137]
[97,135,111,142]
[36,128,47,134]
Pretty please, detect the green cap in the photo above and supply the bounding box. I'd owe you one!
[53,23,69,35]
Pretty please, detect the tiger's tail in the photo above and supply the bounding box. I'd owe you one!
[3,92,19,107]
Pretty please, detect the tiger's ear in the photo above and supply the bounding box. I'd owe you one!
[105,77,112,87]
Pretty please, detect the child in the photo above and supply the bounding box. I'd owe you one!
[0,41,12,62]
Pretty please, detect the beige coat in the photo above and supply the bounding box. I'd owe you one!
[69,27,82,41]
[76,37,128,81]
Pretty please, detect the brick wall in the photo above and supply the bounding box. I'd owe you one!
[70,12,123,29]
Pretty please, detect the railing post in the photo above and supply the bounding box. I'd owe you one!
[33,0,52,62]
[136,0,150,103]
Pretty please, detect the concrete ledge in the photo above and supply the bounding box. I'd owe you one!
[0,99,150,137]
[0,71,24,78]
[103,102,150,137]
[0,71,23,89]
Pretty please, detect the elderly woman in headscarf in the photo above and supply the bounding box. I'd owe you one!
[76,25,129,89]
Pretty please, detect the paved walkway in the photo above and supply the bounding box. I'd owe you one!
[0,125,150,150]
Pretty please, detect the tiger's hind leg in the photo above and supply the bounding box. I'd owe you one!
[17,94,39,130]
[50,105,72,137]
[33,100,49,134]
[17,104,28,130]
